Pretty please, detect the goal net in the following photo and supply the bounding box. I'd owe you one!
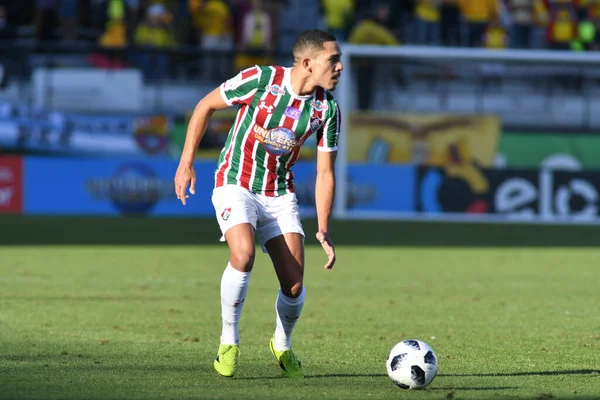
[333,44,600,224]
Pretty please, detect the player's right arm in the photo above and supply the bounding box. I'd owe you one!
[175,66,261,205]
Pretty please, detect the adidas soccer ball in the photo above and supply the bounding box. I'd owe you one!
[386,339,438,390]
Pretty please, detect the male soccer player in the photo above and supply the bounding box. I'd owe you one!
[173,29,342,379]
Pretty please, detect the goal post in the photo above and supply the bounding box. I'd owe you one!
[333,44,600,225]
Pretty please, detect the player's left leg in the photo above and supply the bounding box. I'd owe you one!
[264,233,305,378]
[258,193,306,378]
[265,233,305,349]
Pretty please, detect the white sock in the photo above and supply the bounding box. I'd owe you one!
[273,287,306,351]
[219,263,251,345]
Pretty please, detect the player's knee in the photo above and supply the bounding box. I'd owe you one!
[282,281,304,299]
[229,247,255,272]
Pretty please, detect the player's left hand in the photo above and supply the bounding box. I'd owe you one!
[174,163,196,206]
[316,231,336,271]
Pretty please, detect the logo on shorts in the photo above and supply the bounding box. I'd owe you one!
[221,207,231,221]
[284,106,301,120]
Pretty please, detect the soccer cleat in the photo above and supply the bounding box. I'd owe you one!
[214,344,240,377]
[269,337,304,378]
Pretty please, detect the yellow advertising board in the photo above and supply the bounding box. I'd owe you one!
[347,112,501,166]
[176,110,501,166]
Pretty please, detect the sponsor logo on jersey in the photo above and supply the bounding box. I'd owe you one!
[258,101,274,113]
[252,124,297,156]
[311,100,328,112]
[284,106,301,120]
[266,84,286,96]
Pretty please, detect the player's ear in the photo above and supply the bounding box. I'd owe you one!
[303,57,311,72]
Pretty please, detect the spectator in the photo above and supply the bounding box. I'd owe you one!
[90,0,129,69]
[440,0,462,46]
[531,0,551,47]
[134,3,176,80]
[505,0,536,48]
[189,0,233,80]
[543,0,578,50]
[320,0,354,41]
[98,0,128,48]
[483,17,509,48]
[348,3,400,110]
[414,0,441,45]
[234,0,274,72]
[571,7,600,50]
[458,0,499,47]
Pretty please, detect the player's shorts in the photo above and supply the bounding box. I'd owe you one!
[211,184,305,253]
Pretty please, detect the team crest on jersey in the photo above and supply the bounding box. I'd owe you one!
[266,84,286,96]
[252,124,297,156]
[311,100,328,112]
[258,101,274,113]
[221,207,231,221]
[310,117,323,132]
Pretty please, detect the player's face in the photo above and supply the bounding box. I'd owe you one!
[313,41,343,90]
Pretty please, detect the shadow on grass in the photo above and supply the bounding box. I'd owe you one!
[440,369,600,377]
[430,387,518,391]
[3,216,600,247]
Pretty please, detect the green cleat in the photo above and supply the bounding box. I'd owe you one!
[269,337,304,378]
[213,344,240,377]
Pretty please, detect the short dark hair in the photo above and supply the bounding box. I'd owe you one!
[292,29,337,60]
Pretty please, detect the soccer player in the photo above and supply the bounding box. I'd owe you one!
[173,29,343,378]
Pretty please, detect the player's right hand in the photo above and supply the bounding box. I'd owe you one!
[174,164,196,206]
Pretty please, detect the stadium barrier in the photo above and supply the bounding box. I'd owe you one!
[2,155,597,225]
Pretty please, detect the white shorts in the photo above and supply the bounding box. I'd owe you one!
[211,185,305,252]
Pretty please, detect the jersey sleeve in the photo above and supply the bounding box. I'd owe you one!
[316,101,341,152]
[219,66,261,106]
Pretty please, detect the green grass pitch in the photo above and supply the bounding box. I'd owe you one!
[1,216,599,399]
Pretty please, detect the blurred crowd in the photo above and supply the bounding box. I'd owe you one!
[343,0,600,51]
[0,0,599,81]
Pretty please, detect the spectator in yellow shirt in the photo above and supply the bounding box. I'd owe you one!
[458,0,499,46]
[134,3,176,80]
[189,0,233,80]
[415,0,441,45]
[321,0,354,41]
[348,4,399,110]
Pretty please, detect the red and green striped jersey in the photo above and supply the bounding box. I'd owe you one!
[214,65,341,197]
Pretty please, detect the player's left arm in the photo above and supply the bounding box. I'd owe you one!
[314,101,341,271]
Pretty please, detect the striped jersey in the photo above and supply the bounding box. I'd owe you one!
[215,65,341,197]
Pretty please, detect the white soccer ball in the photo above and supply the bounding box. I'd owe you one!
[386,339,438,390]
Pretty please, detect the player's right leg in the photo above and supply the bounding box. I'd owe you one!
[211,185,259,377]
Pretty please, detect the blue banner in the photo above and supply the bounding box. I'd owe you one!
[25,157,214,216]
[291,164,414,212]
[24,157,416,216]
